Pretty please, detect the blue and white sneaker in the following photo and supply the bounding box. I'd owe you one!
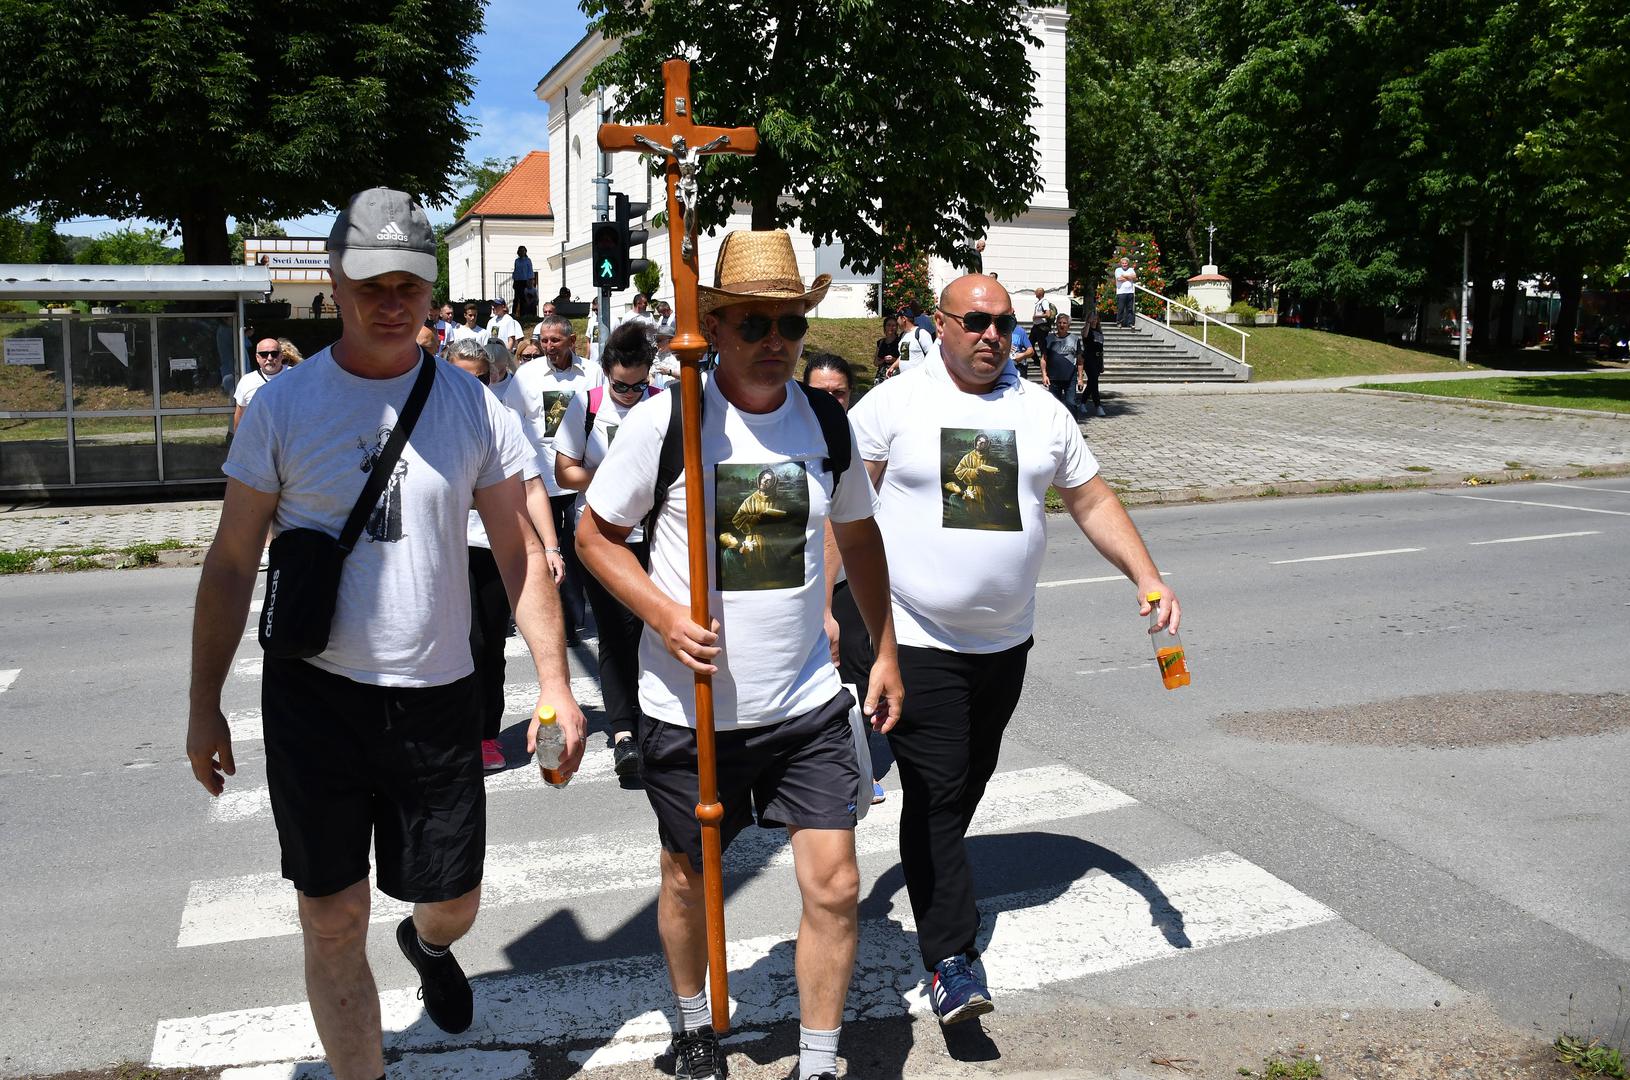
[872,779,886,804]
[928,954,994,1024]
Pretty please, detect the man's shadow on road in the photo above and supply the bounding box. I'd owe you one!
[467,829,1189,1076]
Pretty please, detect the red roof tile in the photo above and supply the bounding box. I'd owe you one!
[462,151,552,220]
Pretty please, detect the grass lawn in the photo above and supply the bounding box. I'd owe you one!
[1170,325,1613,381]
[1354,371,1630,413]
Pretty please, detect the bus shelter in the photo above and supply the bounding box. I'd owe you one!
[0,264,271,494]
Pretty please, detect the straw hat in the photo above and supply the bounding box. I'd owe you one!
[697,230,831,318]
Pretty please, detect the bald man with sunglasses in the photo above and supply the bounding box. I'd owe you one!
[848,273,1181,1026]
[577,230,901,1080]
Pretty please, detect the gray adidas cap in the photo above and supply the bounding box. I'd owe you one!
[327,187,437,283]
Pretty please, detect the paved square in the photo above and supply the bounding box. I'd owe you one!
[1084,391,1629,493]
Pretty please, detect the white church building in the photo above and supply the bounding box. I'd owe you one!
[456,9,1069,318]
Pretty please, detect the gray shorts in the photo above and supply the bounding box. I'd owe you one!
[638,689,859,872]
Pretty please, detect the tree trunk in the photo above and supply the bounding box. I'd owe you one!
[1496,267,1519,351]
[1553,252,1582,357]
[1413,294,1429,347]
[179,193,230,265]
[1470,243,1493,356]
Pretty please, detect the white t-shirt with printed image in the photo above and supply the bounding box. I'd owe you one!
[848,356,1099,654]
[552,383,662,543]
[586,376,878,730]
[224,350,532,687]
[499,357,600,497]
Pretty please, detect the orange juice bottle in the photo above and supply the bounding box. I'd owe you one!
[534,706,570,788]
[1147,591,1190,689]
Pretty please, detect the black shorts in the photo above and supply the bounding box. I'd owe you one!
[638,689,859,873]
[262,656,485,901]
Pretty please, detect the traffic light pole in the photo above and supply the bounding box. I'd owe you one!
[594,98,613,352]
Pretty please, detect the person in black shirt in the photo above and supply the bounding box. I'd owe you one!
[874,314,902,383]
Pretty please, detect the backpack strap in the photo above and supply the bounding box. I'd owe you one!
[647,387,689,537]
[794,380,851,481]
[584,384,604,439]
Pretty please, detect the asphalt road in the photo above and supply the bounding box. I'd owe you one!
[0,479,1626,1077]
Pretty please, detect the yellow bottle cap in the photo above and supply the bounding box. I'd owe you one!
[536,706,557,724]
[1145,591,1162,602]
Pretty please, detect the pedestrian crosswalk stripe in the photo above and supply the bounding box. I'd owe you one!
[176,765,1132,948]
[219,679,604,745]
[151,851,1335,1068]
[0,668,19,694]
[209,744,623,824]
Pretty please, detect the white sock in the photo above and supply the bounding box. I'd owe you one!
[798,1025,840,1078]
[677,988,710,1032]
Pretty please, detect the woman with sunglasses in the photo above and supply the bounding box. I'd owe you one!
[448,338,564,772]
[552,321,663,778]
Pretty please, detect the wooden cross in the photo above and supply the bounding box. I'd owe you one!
[598,58,757,1037]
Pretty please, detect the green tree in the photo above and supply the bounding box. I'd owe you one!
[454,157,521,220]
[229,219,287,264]
[0,215,70,264]
[582,0,1042,272]
[1065,0,1216,281]
[634,260,663,300]
[75,227,183,265]
[0,0,481,265]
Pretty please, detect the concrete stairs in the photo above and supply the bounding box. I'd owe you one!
[1100,323,1249,383]
[1021,321,1250,384]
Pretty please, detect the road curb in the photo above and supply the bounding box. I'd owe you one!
[1341,386,1630,420]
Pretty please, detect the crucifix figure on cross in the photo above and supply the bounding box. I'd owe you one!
[598,58,757,1037]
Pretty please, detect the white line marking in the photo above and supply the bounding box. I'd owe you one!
[0,669,19,694]
[177,765,1133,947]
[1039,572,1169,589]
[152,851,1335,1067]
[1271,548,1423,565]
[1076,663,1154,676]
[209,743,624,824]
[567,1030,768,1070]
[1537,482,1630,496]
[1468,531,1601,546]
[233,658,262,679]
[1444,494,1630,517]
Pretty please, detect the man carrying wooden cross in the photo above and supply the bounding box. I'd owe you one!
[577,230,902,1080]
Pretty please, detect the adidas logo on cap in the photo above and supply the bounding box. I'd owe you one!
[376,221,410,243]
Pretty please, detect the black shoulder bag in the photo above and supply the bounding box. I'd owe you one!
[259,350,436,659]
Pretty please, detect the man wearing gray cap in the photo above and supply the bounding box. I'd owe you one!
[185,187,587,1080]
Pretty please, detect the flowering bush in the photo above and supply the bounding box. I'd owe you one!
[1095,231,1169,318]
[883,243,934,314]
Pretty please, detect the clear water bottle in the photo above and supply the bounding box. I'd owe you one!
[1147,591,1190,690]
[534,706,570,788]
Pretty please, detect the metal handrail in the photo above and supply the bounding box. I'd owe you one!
[1132,283,1250,366]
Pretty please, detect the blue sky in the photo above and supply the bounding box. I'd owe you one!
[55,0,588,240]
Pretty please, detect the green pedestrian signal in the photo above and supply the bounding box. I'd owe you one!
[591,222,625,289]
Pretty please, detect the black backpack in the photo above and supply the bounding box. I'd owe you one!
[646,381,852,534]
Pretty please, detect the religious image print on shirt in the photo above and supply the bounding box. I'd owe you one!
[941,427,1021,532]
[541,390,573,437]
[715,462,809,591]
[357,426,408,543]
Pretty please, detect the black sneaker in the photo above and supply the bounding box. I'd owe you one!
[671,1025,727,1079]
[613,737,643,778]
[395,916,473,1033]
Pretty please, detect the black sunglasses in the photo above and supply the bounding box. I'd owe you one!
[609,378,649,394]
[943,310,1018,336]
[256,349,282,358]
[736,313,809,343]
